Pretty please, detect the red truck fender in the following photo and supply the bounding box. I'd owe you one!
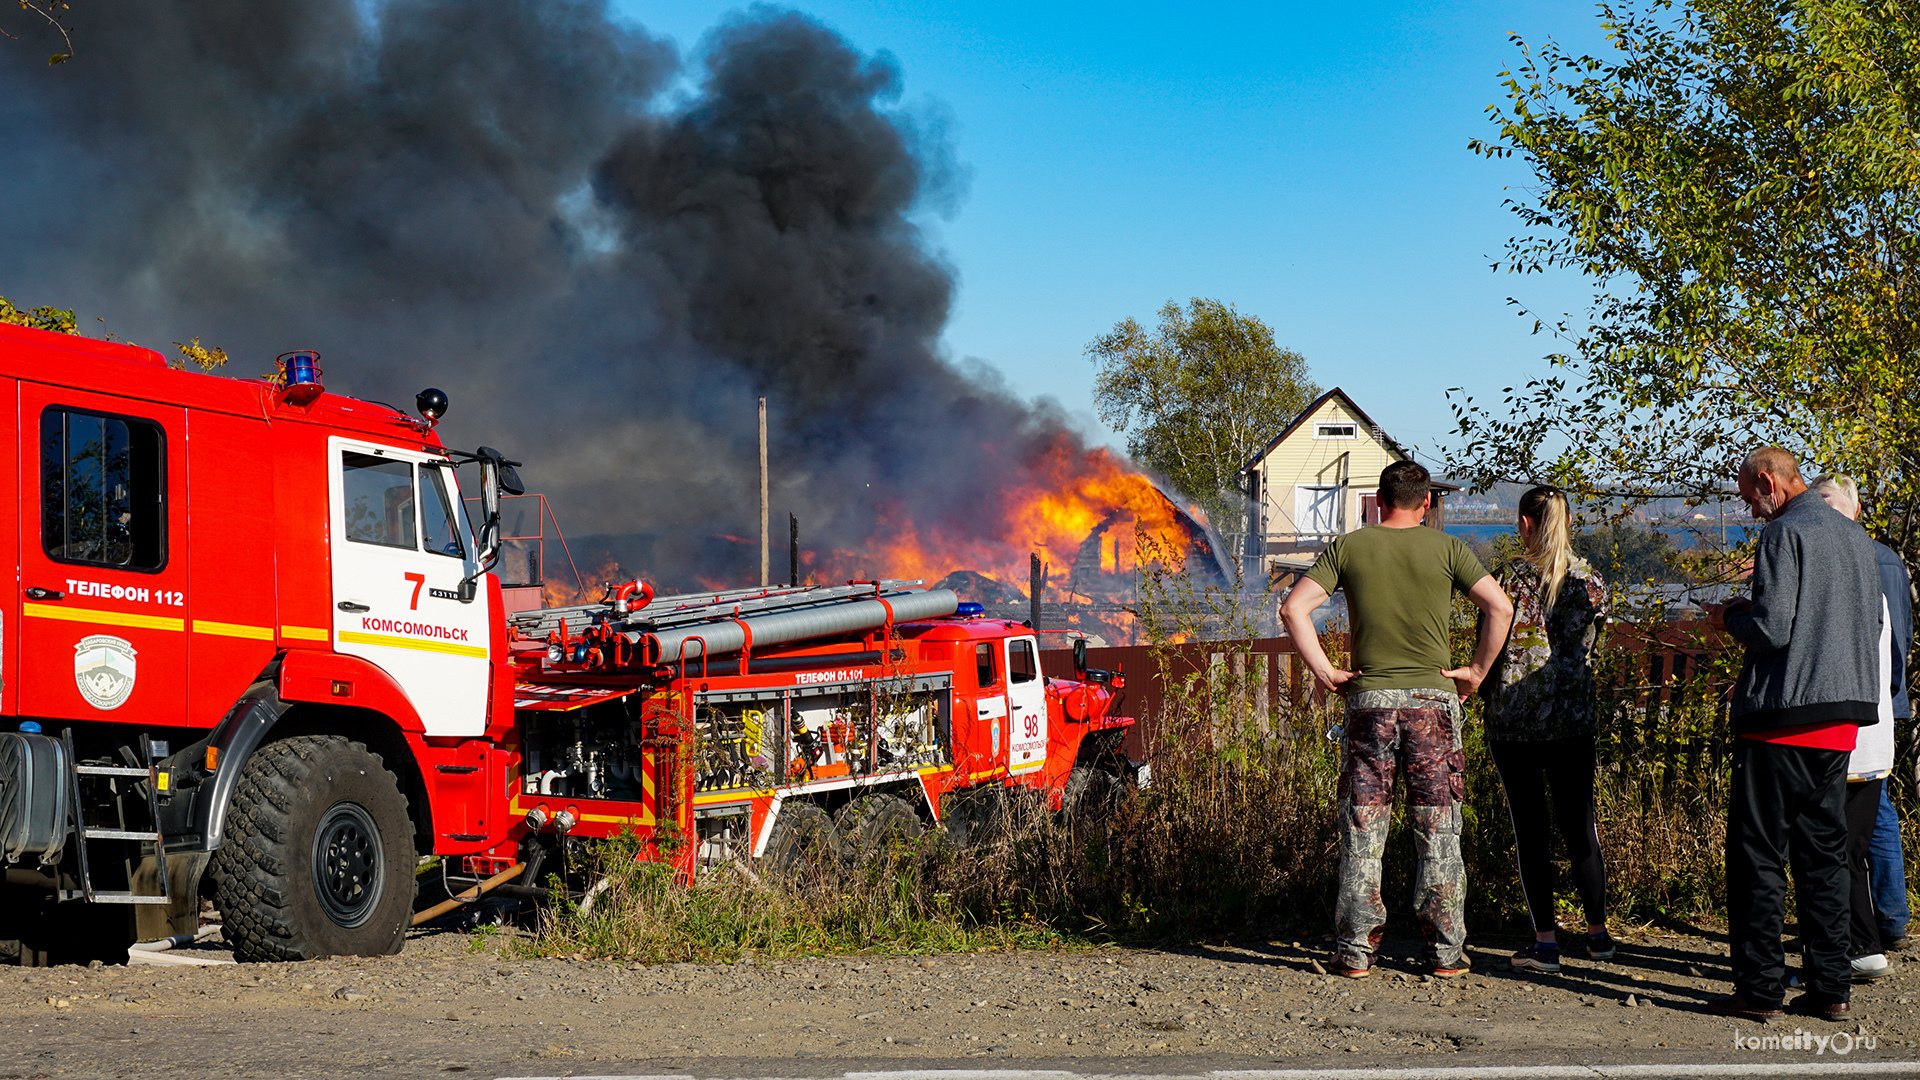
[278,650,427,731]
[165,652,433,856]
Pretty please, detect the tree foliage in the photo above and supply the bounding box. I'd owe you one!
[1447,0,1920,561]
[1574,524,1685,584]
[1087,298,1320,529]
[171,337,228,373]
[0,294,75,333]
[3,293,230,375]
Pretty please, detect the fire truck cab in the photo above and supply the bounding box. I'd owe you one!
[0,323,520,963]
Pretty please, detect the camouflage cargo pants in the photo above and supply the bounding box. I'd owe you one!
[1334,688,1467,971]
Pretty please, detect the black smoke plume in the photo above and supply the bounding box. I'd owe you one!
[0,0,1111,592]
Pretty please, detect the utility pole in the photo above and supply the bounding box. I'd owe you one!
[758,396,769,588]
[790,513,800,587]
[1030,552,1045,633]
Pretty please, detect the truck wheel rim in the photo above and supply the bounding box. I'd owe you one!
[312,801,384,929]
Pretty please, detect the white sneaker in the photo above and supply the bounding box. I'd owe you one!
[1852,953,1892,981]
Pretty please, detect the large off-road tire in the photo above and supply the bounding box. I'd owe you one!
[835,794,924,864]
[938,784,1005,848]
[1063,765,1130,822]
[760,802,845,880]
[210,736,415,962]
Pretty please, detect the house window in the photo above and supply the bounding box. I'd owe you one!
[1295,485,1342,536]
[1314,422,1357,439]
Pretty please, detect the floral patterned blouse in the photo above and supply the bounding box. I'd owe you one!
[1483,556,1610,742]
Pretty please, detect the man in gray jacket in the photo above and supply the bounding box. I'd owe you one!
[1706,447,1883,1023]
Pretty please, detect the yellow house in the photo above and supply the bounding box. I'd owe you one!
[1239,387,1453,576]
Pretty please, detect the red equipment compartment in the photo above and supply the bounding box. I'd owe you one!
[185,407,279,726]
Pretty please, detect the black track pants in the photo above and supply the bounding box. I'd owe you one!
[1489,735,1607,934]
[1727,738,1851,1007]
[1847,777,1888,956]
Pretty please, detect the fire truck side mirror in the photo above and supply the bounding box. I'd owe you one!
[476,445,525,497]
[1072,638,1087,675]
[496,462,525,497]
[465,446,523,594]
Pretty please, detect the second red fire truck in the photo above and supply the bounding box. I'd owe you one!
[0,322,1133,964]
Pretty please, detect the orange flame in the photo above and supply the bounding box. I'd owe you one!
[542,557,621,609]
[811,437,1209,643]
[533,436,1212,646]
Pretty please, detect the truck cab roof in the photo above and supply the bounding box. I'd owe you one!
[899,617,1032,643]
[0,321,448,452]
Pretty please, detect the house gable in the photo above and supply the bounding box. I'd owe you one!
[1241,387,1444,571]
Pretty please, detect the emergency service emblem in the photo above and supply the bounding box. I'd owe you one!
[74,635,137,711]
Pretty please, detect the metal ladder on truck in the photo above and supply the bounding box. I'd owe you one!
[57,730,170,906]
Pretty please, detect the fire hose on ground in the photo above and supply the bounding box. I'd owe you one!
[411,863,526,926]
[128,922,224,953]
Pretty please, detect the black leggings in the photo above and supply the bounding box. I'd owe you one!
[1490,735,1608,934]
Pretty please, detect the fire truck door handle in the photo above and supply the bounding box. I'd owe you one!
[24,587,64,601]
[336,601,371,613]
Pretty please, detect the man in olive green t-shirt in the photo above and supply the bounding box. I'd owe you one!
[1281,460,1513,978]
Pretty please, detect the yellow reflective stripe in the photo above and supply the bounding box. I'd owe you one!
[693,789,772,806]
[24,603,184,632]
[281,625,329,641]
[338,629,486,659]
[192,619,273,641]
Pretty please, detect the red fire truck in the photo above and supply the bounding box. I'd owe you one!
[0,322,1132,965]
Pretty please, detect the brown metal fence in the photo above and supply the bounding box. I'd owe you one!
[1043,622,1738,781]
[1596,621,1736,800]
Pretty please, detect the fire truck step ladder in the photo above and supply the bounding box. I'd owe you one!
[59,731,172,905]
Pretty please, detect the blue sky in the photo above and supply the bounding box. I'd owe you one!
[617,0,1609,468]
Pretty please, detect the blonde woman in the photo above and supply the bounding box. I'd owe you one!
[1483,485,1612,973]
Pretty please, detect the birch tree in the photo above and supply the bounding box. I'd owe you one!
[1087,298,1319,531]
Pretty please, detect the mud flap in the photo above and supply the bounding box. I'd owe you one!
[133,851,210,941]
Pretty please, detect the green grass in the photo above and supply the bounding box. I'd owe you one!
[530,830,1077,962]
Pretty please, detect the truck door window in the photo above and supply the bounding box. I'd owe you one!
[40,408,165,569]
[975,642,998,688]
[1009,639,1037,684]
[342,452,417,549]
[421,465,465,559]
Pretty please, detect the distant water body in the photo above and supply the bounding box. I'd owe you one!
[1444,522,1760,549]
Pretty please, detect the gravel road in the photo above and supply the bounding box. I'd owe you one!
[0,923,1913,1078]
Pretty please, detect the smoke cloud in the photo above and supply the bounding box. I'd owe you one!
[0,0,1124,592]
